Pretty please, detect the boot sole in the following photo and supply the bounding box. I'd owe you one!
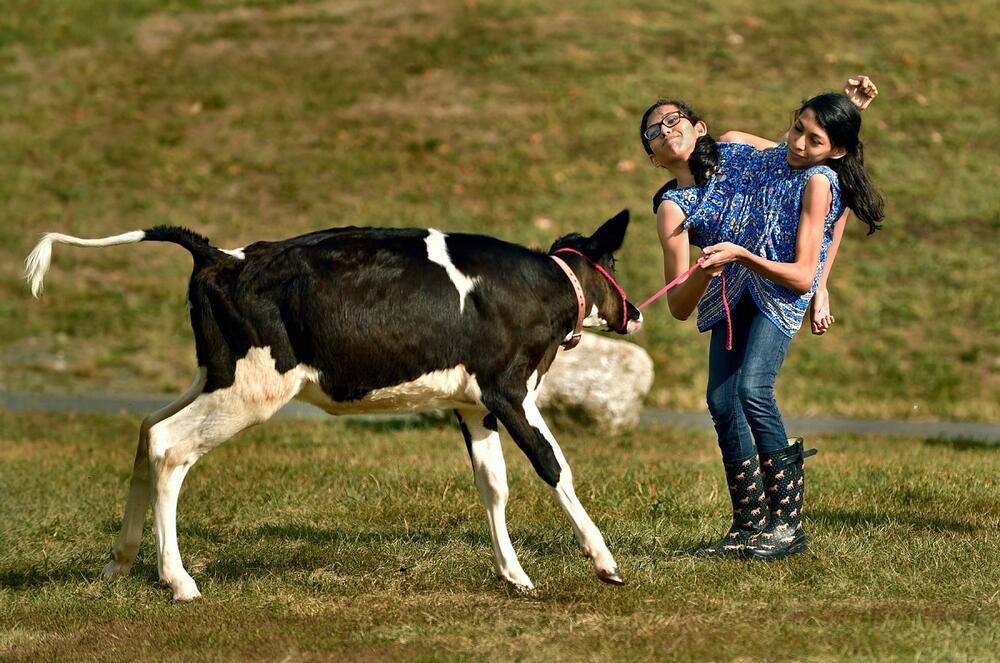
[692,545,746,559]
[746,535,807,562]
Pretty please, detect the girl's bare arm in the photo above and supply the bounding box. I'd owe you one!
[700,174,832,295]
[656,201,718,320]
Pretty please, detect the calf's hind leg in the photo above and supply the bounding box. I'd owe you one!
[102,370,207,581]
[147,375,297,601]
[455,408,534,591]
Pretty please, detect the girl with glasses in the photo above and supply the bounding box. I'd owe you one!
[639,77,884,560]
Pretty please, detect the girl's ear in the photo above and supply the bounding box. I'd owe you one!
[829,147,847,160]
[694,120,708,137]
[648,153,661,168]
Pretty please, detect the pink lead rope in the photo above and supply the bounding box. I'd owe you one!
[637,258,733,351]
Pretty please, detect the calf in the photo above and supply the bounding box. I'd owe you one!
[25,210,642,600]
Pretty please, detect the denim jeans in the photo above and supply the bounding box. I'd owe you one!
[706,294,791,463]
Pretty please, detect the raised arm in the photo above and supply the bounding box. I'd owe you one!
[656,201,719,320]
[722,74,879,150]
[700,174,833,295]
[719,130,779,150]
[842,75,878,110]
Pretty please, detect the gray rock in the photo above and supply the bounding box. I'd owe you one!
[537,332,654,435]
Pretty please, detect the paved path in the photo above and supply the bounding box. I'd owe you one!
[2,389,998,444]
[640,410,999,444]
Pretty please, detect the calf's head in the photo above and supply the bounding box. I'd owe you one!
[549,209,643,335]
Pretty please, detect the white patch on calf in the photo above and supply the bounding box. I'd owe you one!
[149,347,319,463]
[425,229,478,313]
[582,304,607,329]
[297,364,483,415]
[220,247,246,260]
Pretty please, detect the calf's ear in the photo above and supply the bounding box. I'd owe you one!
[587,209,630,256]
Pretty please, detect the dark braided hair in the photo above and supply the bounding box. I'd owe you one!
[798,93,885,234]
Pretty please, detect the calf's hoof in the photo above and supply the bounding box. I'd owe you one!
[161,575,202,602]
[101,560,133,581]
[511,581,535,594]
[499,574,535,593]
[172,585,202,602]
[173,580,201,601]
[597,567,625,586]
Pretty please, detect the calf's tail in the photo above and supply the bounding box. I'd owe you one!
[25,225,221,298]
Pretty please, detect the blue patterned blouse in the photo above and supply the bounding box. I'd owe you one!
[656,142,844,338]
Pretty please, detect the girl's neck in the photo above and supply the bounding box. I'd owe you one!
[666,162,697,188]
[655,150,697,187]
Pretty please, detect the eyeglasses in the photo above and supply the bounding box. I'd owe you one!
[643,111,688,141]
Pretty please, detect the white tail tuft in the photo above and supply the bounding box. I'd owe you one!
[24,230,146,298]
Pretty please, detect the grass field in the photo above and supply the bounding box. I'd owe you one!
[3,4,998,661]
[0,0,997,421]
[2,411,999,660]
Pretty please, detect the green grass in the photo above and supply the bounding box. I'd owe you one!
[2,411,1000,660]
[0,0,997,420]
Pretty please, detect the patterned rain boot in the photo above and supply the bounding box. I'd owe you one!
[747,437,817,561]
[695,450,769,557]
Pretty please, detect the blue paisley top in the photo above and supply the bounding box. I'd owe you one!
[656,142,844,338]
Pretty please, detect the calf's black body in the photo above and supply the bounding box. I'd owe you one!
[26,210,640,598]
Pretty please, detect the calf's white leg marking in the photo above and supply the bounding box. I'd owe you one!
[102,369,208,581]
[147,347,317,600]
[425,229,478,313]
[522,372,621,583]
[458,408,534,591]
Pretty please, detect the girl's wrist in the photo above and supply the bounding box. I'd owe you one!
[687,267,711,285]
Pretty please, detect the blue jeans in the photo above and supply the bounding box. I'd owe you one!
[706,294,791,463]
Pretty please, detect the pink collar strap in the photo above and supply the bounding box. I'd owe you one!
[551,248,630,332]
[549,254,585,349]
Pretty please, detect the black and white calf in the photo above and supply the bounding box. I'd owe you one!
[25,210,642,600]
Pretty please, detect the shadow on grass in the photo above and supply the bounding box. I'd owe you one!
[0,520,565,589]
[810,507,979,533]
[0,557,162,590]
[0,566,96,589]
[192,522,580,581]
[922,437,1000,452]
[337,415,456,433]
[251,522,487,545]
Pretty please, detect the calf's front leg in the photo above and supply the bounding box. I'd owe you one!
[485,388,623,586]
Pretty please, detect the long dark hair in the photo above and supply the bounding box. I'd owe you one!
[799,93,885,234]
[640,99,718,187]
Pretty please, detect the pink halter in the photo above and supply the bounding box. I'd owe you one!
[550,247,631,335]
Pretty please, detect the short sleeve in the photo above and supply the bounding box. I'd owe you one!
[651,179,676,214]
[656,186,702,217]
[803,165,843,224]
[804,164,838,188]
